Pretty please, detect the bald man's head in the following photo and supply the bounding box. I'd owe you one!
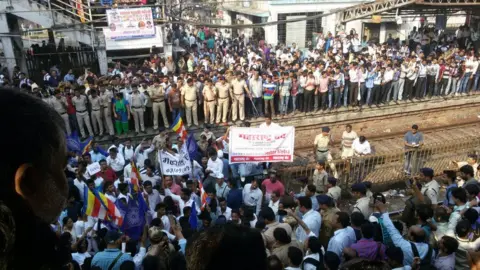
[409,226,426,243]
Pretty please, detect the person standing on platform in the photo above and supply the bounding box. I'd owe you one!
[167,84,182,122]
[149,78,170,131]
[262,75,276,118]
[129,85,146,135]
[230,72,251,123]
[47,90,71,136]
[215,76,231,126]
[313,127,338,178]
[181,78,199,128]
[99,83,115,139]
[88,89,104,137]
[113,93,130,136]
[203,79,217,126]
[72,88,94,140]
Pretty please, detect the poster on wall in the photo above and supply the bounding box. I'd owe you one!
[105,8,155,40]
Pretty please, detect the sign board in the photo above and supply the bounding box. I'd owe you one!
[103,26,163,51]
[229,127,295,163]
[105,8,155,40]
[86,162,101,176]
[158,147,192,176]
[286,15,306,48]
[372,15,382,24]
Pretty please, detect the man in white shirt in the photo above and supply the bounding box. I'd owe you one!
[268,191,280,215]
[205,148,224,192]
[143,180,162,213]
[106,146,125,176]
[351,183,371,219]
[352,136,371,156]
[326,177,341,202]
[296,196,321,243]
[134,142,155,169]
[217,197,232,220]
[418,167,440,206]
[259,114,280,129]
[242,181,263,215]
[141,166,162,187]
[118,140,135,163]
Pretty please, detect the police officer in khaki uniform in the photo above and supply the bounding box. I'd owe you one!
[203,78,217,125]
[181,78,199,127]
[230,72,251,122]
[100,84,115,137]
[129,84,146,134]
[313,126,338,178]
[149,78,170,130]
[215,76,231,125]
[72,88,94,139]
[48,90,71,135]
[89,89,104,136]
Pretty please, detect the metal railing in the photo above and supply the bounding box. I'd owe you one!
[279,136,480,192]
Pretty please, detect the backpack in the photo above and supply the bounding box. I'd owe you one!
[302,253,324,270]
[410,242,435,270]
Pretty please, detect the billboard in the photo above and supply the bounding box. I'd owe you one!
[105,7,155,40]
[103,26,163,50]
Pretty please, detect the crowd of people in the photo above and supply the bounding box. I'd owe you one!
[2,87,480,270]
[7,22,479,142]
[1,19,480,270]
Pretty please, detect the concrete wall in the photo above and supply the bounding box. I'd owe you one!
[265,1,363,45]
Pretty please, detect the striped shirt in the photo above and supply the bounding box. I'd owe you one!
[263,82,276,100]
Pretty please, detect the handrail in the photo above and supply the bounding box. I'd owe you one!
[49,0,93,23]
[279,135,480,192]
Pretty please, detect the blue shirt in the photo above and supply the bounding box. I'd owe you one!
[90,150,107,163]
[444,183,457,206]
[64,73,75,83]
[226,188,243,210]
[91,248,133,270]
[296,209,322,242]
[381,213,433,266]
[327,226,357,257]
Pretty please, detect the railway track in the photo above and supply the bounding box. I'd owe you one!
[293,122,480,163]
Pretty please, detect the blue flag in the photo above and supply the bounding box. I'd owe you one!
[116,192,148,241]
[186,134,202,164]
[189,200,198,229]
[66,132,93,154]
[66,131,107,156]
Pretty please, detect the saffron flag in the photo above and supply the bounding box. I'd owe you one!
[170,114,187,141]
[83,186,123,226]
[198,180,208,211]
[130,161,141,192]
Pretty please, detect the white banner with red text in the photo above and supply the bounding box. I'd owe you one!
[228,127,295,163]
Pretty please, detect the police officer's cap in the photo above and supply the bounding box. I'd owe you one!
[351,183,367,193]
[316,195,333,205]
[322,126,330,132]
[327,177,337,185]
[420,167,434,178]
